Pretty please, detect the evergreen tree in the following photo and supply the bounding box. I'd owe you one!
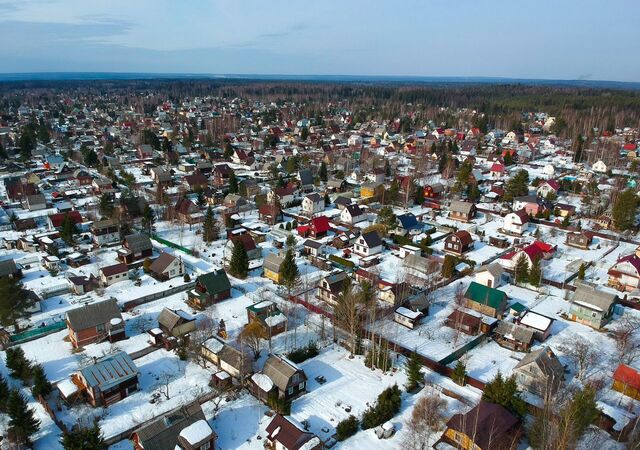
[405,351,423,392]
[223,142,234,159]
[229,239,249,278]
[384,160,391,177]
[324,192,331,206]
[578,263,586,280]
[0,374,9,412]
[61,424,108,450]
[7,389,40,445]
[141,204,155,235]
[559,385,600,445]
[441,255,456,278]
[413,182,424,205]
[37,119,50,143]
[0,139,7,159]
[612,188,638,231]
[482,372,527,417]
[319,161,328,182]
[503,170,530,202]
[514,254,530,284]
[228,172,238,194]
[376,206,398,232]
[561,215,570,227]
[60,213,77,244]
[31,364,52,399]
[453,160,473,195]
[0,279,36,332]
[528,257,542,287]
[202,206,219,243]
[99,193,114,218]
[452,360,467,385]
[281,248,300,293]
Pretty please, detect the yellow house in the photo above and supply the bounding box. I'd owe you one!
[263,253,285,284]
[361,182,382,199]
[613,364,640,400]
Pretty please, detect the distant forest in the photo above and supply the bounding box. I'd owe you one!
[1,79,640,138]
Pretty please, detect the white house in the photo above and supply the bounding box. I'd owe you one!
[347,134,363,148]
[475,263,504,288]
[592,160,608,173]
[301,193,324,216]
[536,180,560,198]
[399,245,421,259]
[340,204,366,225]
[353,231,383,257]
[503,209,530,235]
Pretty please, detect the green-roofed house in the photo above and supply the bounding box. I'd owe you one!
[463,281,509,319]
[509,302,527,317]
[188,269,232,309]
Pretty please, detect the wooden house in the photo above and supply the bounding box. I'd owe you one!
[253,355,307,402]
[149,252,184,281]
[493,321,535,352]
[264,414,321,450]
[263,253,285,284]
[187,270,232,308]
[118,233,153,264]
[157,308,196,338]
[513,348,564,397]
[246,300,287,337]
[99,263,129,286]
[444,230,474,256]
[566,231,594,250]
[65,298,125,348]
[463,282,509,319]
[449,200,476,222]
[613,364,640,400]
[73,352,139,407]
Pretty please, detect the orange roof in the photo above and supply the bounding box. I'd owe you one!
[613,364,640,391]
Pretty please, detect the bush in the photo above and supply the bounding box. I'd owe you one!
[335,415,359,441]
[183,273,191,282]
[287,342,319,364]
[361,385,402,429]
[267,392,291,415]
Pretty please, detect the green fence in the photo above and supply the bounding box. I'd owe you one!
[152,234,194,255]
[438,334,487,366]
[10,321,67,343]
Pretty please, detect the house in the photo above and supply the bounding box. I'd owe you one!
[184,173,209,191]
[254,355,307,401]
[443,230,474,256]
[475,263,504,288]
[449,201,476,222]
[503,209,530,235]
[399,244,421,259]
[612,364,640,400]
[568,283,616,329]
[174,197,203,226]
[48,210,82,230]
[302,239,325,257]
[512,196,548,217]
[188,270,231,308]
[463,282,509,319]
[91,219,120,246]
[608,249,640,290]
[327,179,347,193]
[441,400,521,450]
[201,337,252,380]
[493,321,535,352]
[68,275,99,295]
[518,311,553,341]
[301,193,324,216]
[65,298,125,348]
[224,234,262,267]
[23,194,47,211]
[333,195,352,209]
[490,163,505,178]
[73,351,139,407]
[247,300,288,336]
[224,194,247,209]
[592,160,608,173]
[395,213,421,235]
[268,187,296,206]
[353,230,383,257]
[132,402,216,450]
[297,216,331,239]
[566,231,594,249]
[264,414,321,450]
[340,204,366,224]
[150,166,172,185]
[394,306,423,329]
[263,252,285,284]
[445,308,494,336]
[513,348,564,397]
[118,233,153,264]
[317,271,349,305]
[158,308,196,338]
[212,164,233,187]
[360,182,381,199]
[99,263,129,286]
[298,169,314,192]
[536,179,560,198]
[0,259,22,279]
[259,204,283,225]
[379,282,411,306]
[148,249,184,279]
[423,183,444,199]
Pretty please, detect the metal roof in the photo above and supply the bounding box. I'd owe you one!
[79,351,138,391]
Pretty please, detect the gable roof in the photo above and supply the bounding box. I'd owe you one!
[514,347,564,379]
[66,298,122,331]
[79,351,138,390]
[446,400,519,450]
[134,402,207,450]
[263,355,305,392]
[397,213,419,230]
[265,414,319,450]
[310,216,330,233]
[0,259,19,277]
[450,200,475,215]
[124,233,152,253]
[264,253,285,273]
[344,203,363,217]
[298,169,313,186]
[101,262,129,277]
[361,230,382,248]
[613,364,640,391]
[572,283,617,312]
[149,252,178,274]
[449,230,473,246]
[494,321,535,344]
[464,282,508,309]
[158,307,194,331]
[197,269,231,294]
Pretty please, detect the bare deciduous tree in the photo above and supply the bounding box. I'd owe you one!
[238,321,266,360]
[333,278,362,355]
[403,392,447,450]
[558,339,600,381]
[612,316,640,365]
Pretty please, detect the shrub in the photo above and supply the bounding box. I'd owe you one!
[287,342,319,364]
[267,392,291,415]
[335,415,359,441]
[361,385,402,429]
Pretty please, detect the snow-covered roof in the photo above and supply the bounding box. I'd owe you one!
[519,311,552,331]
[395,306,421,319]
[252,373,274,392]
[57,378,78,398]
[178,419,213,445]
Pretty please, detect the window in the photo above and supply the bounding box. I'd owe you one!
[96,323,105,332]
[592,312,597,318]
[299,382,305,390]
[200,442,211,450]
[287,387,294,395]
[292,373,299,383]
[454,433,461,443]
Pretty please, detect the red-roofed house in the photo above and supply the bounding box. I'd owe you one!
[623,142,637,152]
[490,163,505,178]
[48,211,82,230]
[298,216,331,238]
[613,364,640,400]
[503,209,530,235]
[500,241,554,270]
[608,250,640,291]
[537,180,560,198]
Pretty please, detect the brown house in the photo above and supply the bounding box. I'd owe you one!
[259,204,283,225]
[132,402,216,450]
[187,269,232,309]
[174,197,203,226]
[444,230,474,256]
[73,351,139,407]
[118,233,153,264]
[566,231,594,250]
[66,298,125,348]
[252,355,307,402]
[440,400,521,450]
[158,307,196,338]
[449,200,476,222]
[246,300,288,337]
[264,414,321,450]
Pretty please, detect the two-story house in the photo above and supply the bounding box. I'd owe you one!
[568,282,616,329]
[66,298,125,348]
[353,230,383,257]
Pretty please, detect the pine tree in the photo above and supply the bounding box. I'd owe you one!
[0,374,9,412]
[61,424,108,450]
[319,161,328,182]
[99,193,114,218]
[452,360,467,385]
[7,389,40,444]
[60,213,77,244]
[578,263,586,280]
[229,239,249,278]
[612,188,638,231]
[31,364,52,399]
[141,204,155,235]
[0,279,36,332]
[453,160,473,195]
[203,206,219,243]
[514,254,530,284]
[281,248,300,293]
[405,351,423,392]
[482,371,526,417]
[528,257,542,287]
[228,171,238,194]
[441,255,456,278]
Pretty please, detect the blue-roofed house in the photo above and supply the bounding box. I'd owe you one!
[395,212,421,236]
[73,352,139,407]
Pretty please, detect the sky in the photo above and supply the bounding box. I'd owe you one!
[0,0,639,82]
